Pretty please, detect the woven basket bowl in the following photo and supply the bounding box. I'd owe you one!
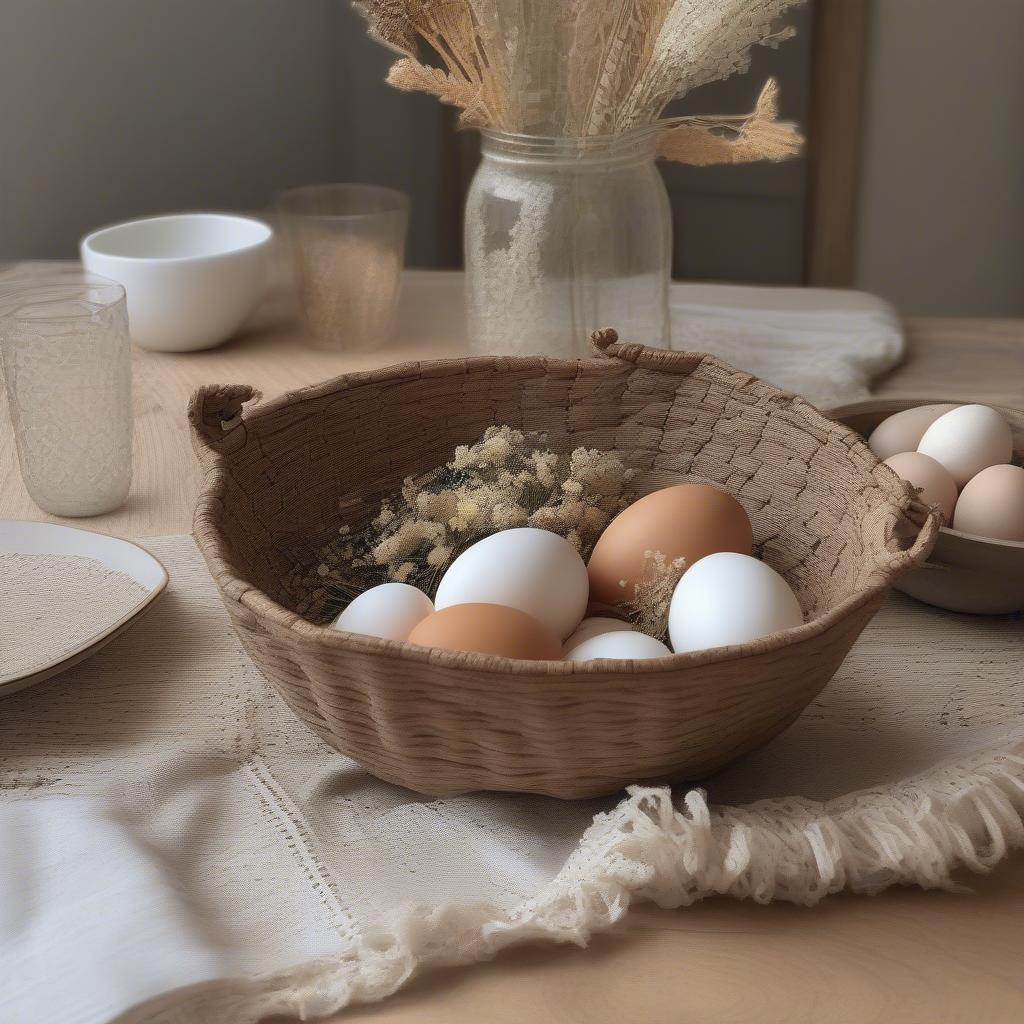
[189,332,937,799]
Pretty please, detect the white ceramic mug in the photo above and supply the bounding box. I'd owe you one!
[81,213,273,352]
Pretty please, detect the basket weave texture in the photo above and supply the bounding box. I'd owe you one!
[189,332,937,799]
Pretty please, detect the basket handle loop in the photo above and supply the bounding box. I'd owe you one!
[590,327,705,375]
[902,501,942,569]
[187,384,261,469]
[590,327,642,362]
[876,493,941,586]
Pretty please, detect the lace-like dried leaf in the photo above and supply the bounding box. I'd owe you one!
[577,0,676,135]
[622,0,802,125]
[387,57,488,124]
[657,78,803,165]
[466,0,521,127]
[355,1,806,161]
[352,0,418,56]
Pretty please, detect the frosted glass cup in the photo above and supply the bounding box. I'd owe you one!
[276,184,409,350]
[0,273,133,516]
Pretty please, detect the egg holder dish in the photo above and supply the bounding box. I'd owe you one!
[188,333,937,799]
[830,398,1024,614]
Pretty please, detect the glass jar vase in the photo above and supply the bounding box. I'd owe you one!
[464,127,672,358]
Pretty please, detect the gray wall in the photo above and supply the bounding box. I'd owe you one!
[0,0,443,266]
[854,0,1024,316]
[5,0,1023,313]
[661,1,813,286]
[0,0,814,283]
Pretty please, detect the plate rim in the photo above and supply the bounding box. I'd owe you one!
[0,520,169,691]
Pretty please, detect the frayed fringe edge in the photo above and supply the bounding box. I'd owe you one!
[127,738,1024,1024]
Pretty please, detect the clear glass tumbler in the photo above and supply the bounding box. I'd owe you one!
[465,127,672,358]
[0,271,133,516]
[276,184,410,350]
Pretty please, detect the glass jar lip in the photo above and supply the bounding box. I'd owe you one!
[478,125,662,162]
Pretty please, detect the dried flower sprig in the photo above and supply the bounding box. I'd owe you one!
[352,0,805,165]
[286,425,637,624]
[619,550,688,640]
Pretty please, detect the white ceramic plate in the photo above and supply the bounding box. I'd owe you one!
[0,521,168,696]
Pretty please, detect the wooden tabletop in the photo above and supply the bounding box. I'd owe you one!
[3,277,1023,1022]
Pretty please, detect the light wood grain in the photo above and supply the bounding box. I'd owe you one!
[0,275,465,539]
[265,863,1024,1024]
[3,305,1022,539]
[3,275,1023,1023]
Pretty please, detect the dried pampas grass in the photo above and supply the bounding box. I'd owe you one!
[353,0,804,164]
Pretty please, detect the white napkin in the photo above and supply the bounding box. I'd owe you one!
[392,274,905,407]
[668,283,904,407]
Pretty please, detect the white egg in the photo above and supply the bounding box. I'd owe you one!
[916,404,1013,488]
[866,403,959,460]
[563,616,636,655]
[668,552,803,654]
[332,583,433,642]
[435,528,589,639]
[567,630,671,662]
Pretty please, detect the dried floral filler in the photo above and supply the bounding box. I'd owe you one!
[353,0,805,166]
[289,426,806,661]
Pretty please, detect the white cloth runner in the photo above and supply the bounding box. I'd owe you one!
[667,283,905,407]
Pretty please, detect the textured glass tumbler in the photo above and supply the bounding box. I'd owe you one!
[276,184,409,350]
[0,273,133,516]
[465,127,672,358]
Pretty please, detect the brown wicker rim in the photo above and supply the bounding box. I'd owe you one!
[190,333,941,677]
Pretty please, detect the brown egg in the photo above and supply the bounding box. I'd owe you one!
[953,464,1024,541]
[587,484,753,607]
[867,403,959,460]
[407,603,562,660]
[883,451,958,523]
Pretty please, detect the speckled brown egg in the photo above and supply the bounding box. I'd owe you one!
[587,484,753,607]
[407,603,562,661]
